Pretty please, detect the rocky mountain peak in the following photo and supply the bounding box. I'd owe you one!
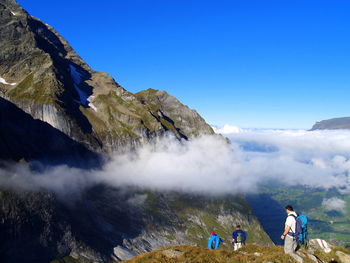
[0,0,214,159]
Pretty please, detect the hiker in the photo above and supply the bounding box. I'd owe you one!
[207,232,224,250]
[232,225,247,251]
[281,205,303,262]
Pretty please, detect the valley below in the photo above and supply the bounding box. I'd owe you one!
[247,186,350,247]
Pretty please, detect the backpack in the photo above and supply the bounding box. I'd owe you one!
[211,239,216,249]
[208,235,220,249]
[290,214,308,245]
[236,232,243,243]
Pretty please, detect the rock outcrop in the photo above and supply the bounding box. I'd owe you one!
[336,251,350,263]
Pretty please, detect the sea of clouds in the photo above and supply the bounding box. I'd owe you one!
[1,126,350,196]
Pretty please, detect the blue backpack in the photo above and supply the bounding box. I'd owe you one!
[290,214,308,245]
[207,234,221,249]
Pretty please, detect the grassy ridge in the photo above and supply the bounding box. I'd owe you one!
[123,244,350,263]
[51,244,350,263]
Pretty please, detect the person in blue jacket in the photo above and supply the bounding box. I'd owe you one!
[232,225,247,251]
[207,232,224,249]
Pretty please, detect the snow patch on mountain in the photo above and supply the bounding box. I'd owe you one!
[88,96,97,112]
[70,64,97,111]
[0,77,16,86]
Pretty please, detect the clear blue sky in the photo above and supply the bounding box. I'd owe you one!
[18,0,350,129]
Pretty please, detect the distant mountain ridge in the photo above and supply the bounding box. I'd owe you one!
[311,117,350,130]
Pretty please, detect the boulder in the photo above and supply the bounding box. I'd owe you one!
[162,249,184,259]
[336,251,350,263]
[309,239,332,253]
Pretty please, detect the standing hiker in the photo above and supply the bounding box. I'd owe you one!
[281,205,303,262]
[208,232,224,250]
[232,225,247,251]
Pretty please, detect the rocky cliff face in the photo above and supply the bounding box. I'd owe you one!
[311,117,350,130]
[0,96,100,166]
[0,186,271,263]
[0,0,214,157]
[0,1,271,263]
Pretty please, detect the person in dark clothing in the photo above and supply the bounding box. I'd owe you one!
[232,225,247,251]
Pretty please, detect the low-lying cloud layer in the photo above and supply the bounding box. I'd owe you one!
[225,128,350,192]
[1,128,350,195]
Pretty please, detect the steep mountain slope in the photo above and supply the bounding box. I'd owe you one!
[0,0,214,157]
[311,117,350,130]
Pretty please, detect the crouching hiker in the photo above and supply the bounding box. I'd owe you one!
[208,232,224,250]
[232,225,247,251]
[281,205,303,262]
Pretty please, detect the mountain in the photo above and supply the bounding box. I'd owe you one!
[0,1,273,263]
[0,0,214,160]
[311,117,350,130]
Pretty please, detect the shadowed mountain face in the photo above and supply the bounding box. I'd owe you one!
[311,117,350,130]
[0,96,100,167]
[0,186,146,263]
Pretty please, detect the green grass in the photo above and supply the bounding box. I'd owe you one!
[7,73,55,104]
[85,91,163,135]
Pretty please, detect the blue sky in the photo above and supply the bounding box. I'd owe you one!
[18,0,350,129]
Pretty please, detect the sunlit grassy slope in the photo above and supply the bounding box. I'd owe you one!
[122,244,350,263]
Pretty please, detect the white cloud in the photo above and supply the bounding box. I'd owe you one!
[322,197,346,212]
[212,124,243,134]
[1,129,350,196]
